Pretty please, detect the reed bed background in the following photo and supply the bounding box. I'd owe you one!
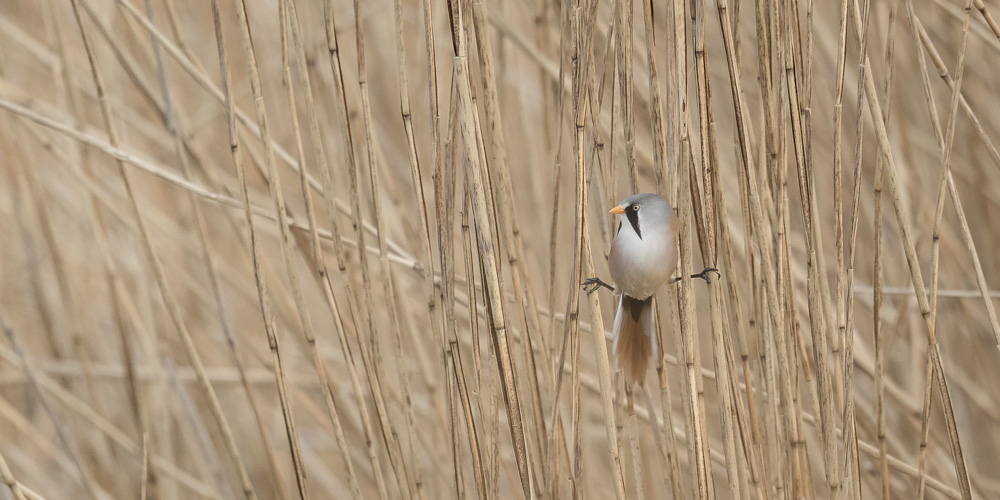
[0,0,999,498]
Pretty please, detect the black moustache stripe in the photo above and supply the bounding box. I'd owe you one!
[626,207,642,239]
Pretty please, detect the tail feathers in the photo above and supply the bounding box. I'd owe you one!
[612,294,657,387]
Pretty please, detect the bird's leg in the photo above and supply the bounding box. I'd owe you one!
[670,267,720,284]
[582,277,615,294]
[692,267,720,283]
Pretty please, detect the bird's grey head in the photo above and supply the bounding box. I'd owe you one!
[612,193,673,240]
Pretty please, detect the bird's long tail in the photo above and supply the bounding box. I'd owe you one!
[612,294,657,387]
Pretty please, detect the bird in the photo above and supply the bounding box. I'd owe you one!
[583,193,717,387]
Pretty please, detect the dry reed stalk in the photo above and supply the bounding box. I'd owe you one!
[676,143,713,498]
[444,346,464,498]
[772,3,813,492]
[711,0,768,494]
[210,3,308,499]
[15,485,49,500]
[322,273,390,500]
[449,0,532,496]
[117,0,421,271]
[0,340,215,496]
[780,0,839,493]
[9,136,69,394]
[558,4,597,499]
[321,5,411,494]
[228,1,330,497]
[285,0,351,275]
[0,344,219,498]
[320,2,407,497]
[871,1,902,496]
[668,3,702,498]
[608,9,622,206]
[908,1,975,498]
[0,445,29,500]
[860,54,972,497]
[838,258,858,500]
[139,2,293,497]
[546,7,570,394]
[437,75,463,494]
[276,1,363,498]
[575,8,628,489]
[906,16,944,492]
[391,0,445,403]
[704,235,744,499]
[7,129,123,494]
[0,396,77,477]
[0,309,103,500]
[351,1,424,495]
[654,296,686,498]
[844,3,876,497]
[485,330,501,497]
[616,0,638,194]
[909,15,1000,172]
[590,15,620,236]
[138,0,192,458]
[625,391,645,500]
[470,94,533,496]
[737,2,804,497]
[43,0,139,476]
[139,432,149,500]
[460,189,482,378]
[154,338,226,493]
[457,192,496,493]
[930,0,1000,349]
[971,0,1000,37]
[448,338,485,499]
[690,1,745,498]
[872,88,889,500]
[641,0,668,194]
[17,485,49,500]
[831,0,850,492]
[570,272,584,499]
[568,12,629,497]
[64,2,260,498]
[468,5,549,488]
[330,3,416,496]
[580,229,627,500]
[25,110,343,353]
[687,161,721,500]
[5,0,1000,498]
[419,0,443,289]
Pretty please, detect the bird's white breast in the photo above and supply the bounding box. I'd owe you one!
[608,221,677,299]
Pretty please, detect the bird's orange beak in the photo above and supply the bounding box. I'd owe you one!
[609,205,626,215]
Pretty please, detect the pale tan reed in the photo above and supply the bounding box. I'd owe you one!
[1,0,999,499]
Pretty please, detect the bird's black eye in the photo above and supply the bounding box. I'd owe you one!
[632,205,640,211]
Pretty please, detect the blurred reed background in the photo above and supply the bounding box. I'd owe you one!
[1,0,999,498]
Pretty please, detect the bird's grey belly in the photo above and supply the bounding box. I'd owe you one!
[609,236,674,299]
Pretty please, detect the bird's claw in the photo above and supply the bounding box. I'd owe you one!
[692,267,720,284]
[582,277,614,295]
